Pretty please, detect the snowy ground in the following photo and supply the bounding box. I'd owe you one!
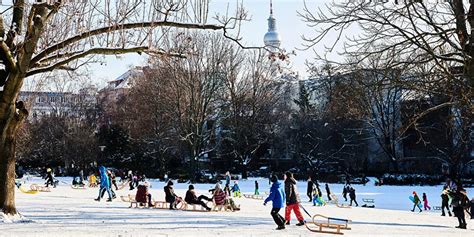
[0,177,473,237]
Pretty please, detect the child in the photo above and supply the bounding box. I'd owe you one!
[254,180,259,195]
[89,173,97,187]
[422,193,431,210]
[411,191,422,212]
[232,180,241,198]
[312,185,325,206]
[264,175,286,230]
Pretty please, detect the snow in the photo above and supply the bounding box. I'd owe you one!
[0,177,473,236]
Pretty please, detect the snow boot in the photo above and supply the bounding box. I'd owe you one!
[285,221,290,225]
[276,226,285,230]
[106,198,112,202]
[296,221,305,226]
[94,198,100,202]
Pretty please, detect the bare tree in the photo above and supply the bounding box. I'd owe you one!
[300,1,472,179]
[0,0,246,215]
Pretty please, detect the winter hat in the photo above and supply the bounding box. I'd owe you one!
[285,171,293,179]
[270,175,278,183]
[168,180,174,186]
[189,185,194,190]
[215,183,222,191]
[412,191,416,195]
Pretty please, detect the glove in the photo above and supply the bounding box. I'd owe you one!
[263,202,267,206]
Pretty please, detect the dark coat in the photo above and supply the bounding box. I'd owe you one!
[284,178,300,205]
[349,187,356,199]
[307,180,313,193]
[185,190,199,204]
[164,185,176,202]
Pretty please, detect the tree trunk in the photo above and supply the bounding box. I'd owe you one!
[0,108,20,215]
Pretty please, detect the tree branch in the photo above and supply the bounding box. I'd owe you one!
[26,46,184,77]
[30,21,225,67]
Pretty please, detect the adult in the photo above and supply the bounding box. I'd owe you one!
[224,171,231,196]
[264,175,286,230]
[284,171,305,226]
[441,187,452,216]
[325,183,332,201]
[185,185,212,211]
[164,180,180,210]
[306,176,313,202]
[95,166,113,202]
[44,168,55,188]
[342,185,348,202]
[451,188,469,229]
[255,180,259,195]
[349,186,358,207]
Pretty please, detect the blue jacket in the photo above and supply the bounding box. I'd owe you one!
[99,166,109,188]
[264,181,285,208]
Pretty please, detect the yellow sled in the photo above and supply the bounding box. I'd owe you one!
[18,186,39,194]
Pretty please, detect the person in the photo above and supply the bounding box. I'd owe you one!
[232,180,241,198]
[469,197,474,219]
[306,176,313,202]
[185,185,212,211]
[128,170,134,190]
[224,171,231,196]
[212,183,227,206]
[95,166,113,202]
[136,182,154,207]
[133,171,139,188]
[106,170,116,199]
[349,186,358,207]
[89,173,97,187]
[110,172,118,190]
[254,180,259,195]
[441,187,452,216]
[264,175,286,230]
[342,185,348,202]
[422,193,431,211]
[411,191,422,212]
[325,183,332,201]
[79,169,84,183]
[44,168,56,188]
[451,187,469,229]
[312,184,325,206]
[164,180,180,210]
[284,171,305,226]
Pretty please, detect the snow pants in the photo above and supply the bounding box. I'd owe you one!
[98,186,112,200]
[285,203,304,222]
[441,201,451,216]
[271,208,285,227]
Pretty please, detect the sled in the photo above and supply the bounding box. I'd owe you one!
[181,201,213,212]
[243,194,264,200]
[122,194,154,208]
[30,184,51,192]
[330,194,351,208]
[71,185,87,189]
[18,186,39,194]
[153,199,185,210]
[362,198,375,208]
[305,214,351,235]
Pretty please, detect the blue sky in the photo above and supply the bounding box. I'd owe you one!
[89,0,347,86]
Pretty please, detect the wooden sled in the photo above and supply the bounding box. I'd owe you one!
[153,200,185,210]
[30,184,51,192]
[330,194,351,208]
[305,214,351,235]
[243,194,264,200]
[181,201,213,212]
[71,185,87,189]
